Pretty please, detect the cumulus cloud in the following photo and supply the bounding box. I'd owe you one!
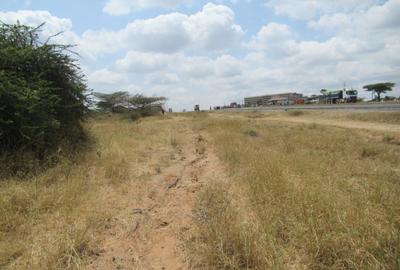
[87,51,246,108]
[0,4,243,60]
[184,3,244,50]
[81,3,243,58]
[103,0,192,15]
[309,0,400,34]
[246,23,298,57]
[3,2,399,110]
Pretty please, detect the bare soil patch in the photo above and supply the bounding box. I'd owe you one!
[84,129,228,269]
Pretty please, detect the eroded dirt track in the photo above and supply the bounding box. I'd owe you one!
[85,129,225,269]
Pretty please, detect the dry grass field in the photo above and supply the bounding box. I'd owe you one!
[0,114,186,269]
[1,111,399,269]
[190,111,400,269]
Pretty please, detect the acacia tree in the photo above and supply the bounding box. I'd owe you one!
[94,91,130,112]
[0,22,88,155]
[363,82,395,101]
[94,92,166,114]
[129,94,166,109]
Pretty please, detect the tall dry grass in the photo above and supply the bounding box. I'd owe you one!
[346,112,400,125]
[191,113,400,269]
[0,114,183,269]
[281,111,400,125]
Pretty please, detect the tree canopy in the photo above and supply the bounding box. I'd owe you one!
[94,92,166,113]
[0,22,88,155]
[363,82,395,101]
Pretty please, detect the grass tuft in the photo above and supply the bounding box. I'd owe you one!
[245,129,258,137]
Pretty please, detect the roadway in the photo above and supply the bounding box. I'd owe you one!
[222,103,400,112]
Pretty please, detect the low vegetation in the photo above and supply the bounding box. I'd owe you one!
[190,112,400,269]
[0,115,184,269]
[346,111,400,125]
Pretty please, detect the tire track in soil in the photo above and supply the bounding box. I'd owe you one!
[85,130,225,269]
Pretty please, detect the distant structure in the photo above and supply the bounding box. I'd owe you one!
[244,93,303,107]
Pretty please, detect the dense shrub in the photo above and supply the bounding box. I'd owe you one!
[0,23,88,156]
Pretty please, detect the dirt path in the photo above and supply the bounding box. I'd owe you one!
[84,128,225,269]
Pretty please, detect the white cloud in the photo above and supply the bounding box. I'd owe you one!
[246,23,298,57]
[0,10,80,45]
[88,69,126,85]
[265,0,380,20]
[80,3,243,58]
[145,72,180,85]
[115,51,173,72]
[103,0,192,15]
[180,56,215,78]
[215,55,243,77]
[309,0,400,33]
[3,2,399,110]
[184,3,244,50]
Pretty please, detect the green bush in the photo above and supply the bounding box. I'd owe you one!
[0,22,88,157]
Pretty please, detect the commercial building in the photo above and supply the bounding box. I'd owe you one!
[244,93,303,107]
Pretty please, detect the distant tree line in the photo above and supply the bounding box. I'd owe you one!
[0,22,88,158]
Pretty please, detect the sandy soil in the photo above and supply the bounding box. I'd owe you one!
[84,128,227,269]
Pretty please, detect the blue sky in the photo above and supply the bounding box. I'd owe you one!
[1,0,399,110]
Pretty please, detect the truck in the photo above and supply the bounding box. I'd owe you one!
[344,89,358,103]
[321,89,358,104]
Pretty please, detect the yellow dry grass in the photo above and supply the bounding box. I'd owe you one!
[1,111,400,270]
[0,114,184,270]
[191,111,400,269]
